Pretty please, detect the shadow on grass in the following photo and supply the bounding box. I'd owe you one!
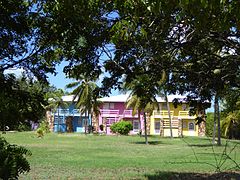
[145,171,240,180]
[187,144,214,147]
[132,141,173,145]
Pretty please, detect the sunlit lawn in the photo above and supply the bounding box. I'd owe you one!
[2,132,240,179]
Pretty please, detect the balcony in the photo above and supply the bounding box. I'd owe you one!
[153,110,174,118]
[163,119,179,128]
[123,110,138,118]
[53,109,81,116]
[178,111,196,119]
[100,109,119,117]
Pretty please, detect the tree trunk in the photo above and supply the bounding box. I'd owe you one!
[143,112,148,145]
[212,95,217,144]
[58,107,60,132]
[87,111,90,134]
[165,92,173,138]
[138,109,141,137]
[216,96,221,146]
[84,111,87,134]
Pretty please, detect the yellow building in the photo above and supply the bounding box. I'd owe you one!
[150,96,205,137]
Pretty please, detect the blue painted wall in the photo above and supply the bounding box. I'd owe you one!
[53,103,92,133]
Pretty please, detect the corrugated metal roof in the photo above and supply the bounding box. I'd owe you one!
[99,94,186,103]
[61,95,76,102]
[60,94,187,103]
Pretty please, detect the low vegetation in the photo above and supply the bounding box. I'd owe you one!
[2,132,240,179]
[110,121,133,135]
[0,136,31,179]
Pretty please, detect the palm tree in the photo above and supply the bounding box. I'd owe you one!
[90,93,102,133]
[221,110,240,139]
[156,70,173,138]
[45,89,68,132]
[124,75,159,144]
[66,77,101,134]
[164,90,173,138]
[126,94,142,136]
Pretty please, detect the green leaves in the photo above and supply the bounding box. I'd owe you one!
[110,121,133,135]
[0,137,31,179]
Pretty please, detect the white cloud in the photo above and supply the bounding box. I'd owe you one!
[4,68,25,77]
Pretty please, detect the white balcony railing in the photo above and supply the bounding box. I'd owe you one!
[54,109,81,116]
[123,110,138,118]
[178,111,195,119]
[163,119,179,128]
[100,109,119,117]
[153,110,174,117]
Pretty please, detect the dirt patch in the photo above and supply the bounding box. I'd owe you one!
[145,171,240,180]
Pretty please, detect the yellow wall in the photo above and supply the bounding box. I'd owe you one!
[182,119,198,136]
[150,117,161,135]
[159,102,189,115]
[163,128,178,137]
[150,102,199,137]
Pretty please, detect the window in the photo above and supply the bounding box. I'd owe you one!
[162,103,167,110]
[189,122,194,130]
[182,121,187,128]
[155,121,160,133]
[133,120,139,131]
[103,103,115,109]
[109,103,115,109]
[182,104,187,111]
[106,117,116,125]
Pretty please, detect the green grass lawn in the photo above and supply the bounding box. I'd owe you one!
[2,132,240,179]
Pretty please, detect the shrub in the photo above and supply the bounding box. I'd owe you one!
[36,119,50,137]
[0,137,31,179]
[110,121,133,135]
[38,120,50,133]
[36,128,44,138]
[17,122,31,132]
[99,124,104,131]
[206,112,214,136]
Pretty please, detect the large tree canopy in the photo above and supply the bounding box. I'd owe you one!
[1,0,240,139]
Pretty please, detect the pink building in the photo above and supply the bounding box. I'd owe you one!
[98,94,144,135]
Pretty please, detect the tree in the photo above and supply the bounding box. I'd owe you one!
[221,88,240,139]
[0,137,31,179]
[66,75,101,134]
[126,94,142,136]
[46,89,68,132]
[124,75,159,144]
[0,73,49,131]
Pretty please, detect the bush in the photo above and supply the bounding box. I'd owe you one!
[17,122,31,132]
[0,137,31,179]
[36,119,50,137]
[110,121,133,135]
[99,124,104,131]
[206,112,214,136]
[36,128,44,138]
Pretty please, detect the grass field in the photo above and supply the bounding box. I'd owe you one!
[2,132,240,179]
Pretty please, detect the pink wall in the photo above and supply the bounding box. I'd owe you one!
[98,102,144,134]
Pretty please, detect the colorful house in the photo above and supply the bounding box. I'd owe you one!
[50,95,91,133]
[49,94,205,136]
[98,94,205,137]
[98,95,143,135]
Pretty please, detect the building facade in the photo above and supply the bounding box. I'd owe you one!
[51,94,206,136]
[98,94,205,137]
[51,95,90,133]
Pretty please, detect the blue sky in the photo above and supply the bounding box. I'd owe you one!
[47,61,121,95]
[47,61,74,91]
